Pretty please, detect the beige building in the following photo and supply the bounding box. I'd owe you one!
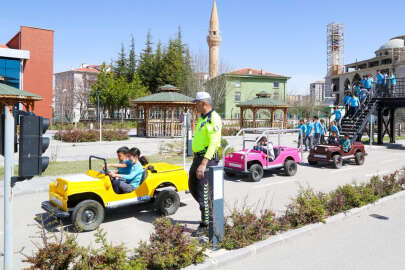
[54,64,101,122]
[287,94,311,106]
[207,0,221,79]
[330,35,405,104]
[309,80,325,104]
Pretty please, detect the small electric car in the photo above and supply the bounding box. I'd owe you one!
[41,156,189,231]
[223,128,303,182]
[308,142,366,169]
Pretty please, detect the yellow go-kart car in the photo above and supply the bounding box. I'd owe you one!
[41,156,189,231]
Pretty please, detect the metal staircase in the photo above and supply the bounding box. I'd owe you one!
[340,94,377,143]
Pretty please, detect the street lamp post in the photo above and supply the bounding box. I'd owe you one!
[96,90,102,142]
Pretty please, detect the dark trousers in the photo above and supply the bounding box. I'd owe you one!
[188,156,218,226]
[111,178,135,194]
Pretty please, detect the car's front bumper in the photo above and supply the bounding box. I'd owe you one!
[224,166,248,174]
[41,201,70,218]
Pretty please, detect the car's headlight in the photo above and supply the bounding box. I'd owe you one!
[325,148,329,152]
[241,156,244,160]
[230,154,233,158]
[315,147,318,151]
[64,184,68,191]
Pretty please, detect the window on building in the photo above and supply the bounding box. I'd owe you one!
[0,58,21,89]
[234,80,241,87]
[235,91,241,102]
[273,81,279,88]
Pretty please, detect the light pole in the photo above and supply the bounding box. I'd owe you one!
[96,90,102,142]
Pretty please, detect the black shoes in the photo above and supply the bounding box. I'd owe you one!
[192,223,208,237]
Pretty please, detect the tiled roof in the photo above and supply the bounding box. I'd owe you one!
[228,68,288,78]
[74,67,100,73]
[238,97,288,107]
[0,83,42,100]
[132,91,193,103]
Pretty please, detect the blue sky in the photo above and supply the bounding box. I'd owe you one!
[1,0,404,94]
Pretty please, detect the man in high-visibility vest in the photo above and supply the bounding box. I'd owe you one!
[189,91,222,235]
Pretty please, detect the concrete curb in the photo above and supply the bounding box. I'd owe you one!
[184,189,405,270]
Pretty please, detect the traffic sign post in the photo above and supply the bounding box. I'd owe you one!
[3,106,14,270]
[208,165,224,248]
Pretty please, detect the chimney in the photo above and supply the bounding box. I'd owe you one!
[261,69,264,75]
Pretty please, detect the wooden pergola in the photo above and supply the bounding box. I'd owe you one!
[131,85,197,137]
[0,82,42,111]
[237,91,289,129]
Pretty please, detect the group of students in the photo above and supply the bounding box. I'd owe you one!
[297,114,351,152]
[102,146,148,194]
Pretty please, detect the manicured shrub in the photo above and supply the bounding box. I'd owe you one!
[54,129,129,142]
[131,218,206,270]
[222,126,239,136]
[220,209,280,250]
[285,188,328,227]
[218,138,235,159]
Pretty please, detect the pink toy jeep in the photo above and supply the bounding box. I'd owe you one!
[223,128,303,182]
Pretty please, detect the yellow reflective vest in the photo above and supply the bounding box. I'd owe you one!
[192,110,222,160]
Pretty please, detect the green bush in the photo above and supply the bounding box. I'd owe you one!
[54,129,129,142]
[220,209,280,250]
[218,138,235,159]
[132,218,206,270]
[285,188,328,227]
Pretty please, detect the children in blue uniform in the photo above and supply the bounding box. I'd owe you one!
[320,119,327,144]
[343,92,351,117]
[330,121,340,136]
[305,119,314,151]
[331,106,342,128]
[348,94,360,118]
[297,119,306,149]
[313,116,322,146]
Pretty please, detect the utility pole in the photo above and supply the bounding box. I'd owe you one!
[96,91,102,142]
[3,106,14,270]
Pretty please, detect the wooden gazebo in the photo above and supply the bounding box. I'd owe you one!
[131,85,196,137]
[238,91,289,128]
[0,82,42,111]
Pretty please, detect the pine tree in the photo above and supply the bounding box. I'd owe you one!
[127,35,136,82]
[115,43,128,78]
[137,30,156,92]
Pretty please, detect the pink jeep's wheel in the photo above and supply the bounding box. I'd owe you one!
[249,164,264,182]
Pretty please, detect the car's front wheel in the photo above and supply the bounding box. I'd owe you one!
[284,159,297,176]
[355,152,365,165]
[72,199,105,232]
[154,190,180,216]
[308,160,317,166]
[332,154,343,169]
[249,164,264,182]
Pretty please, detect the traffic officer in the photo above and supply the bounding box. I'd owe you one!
[189,91,222,235]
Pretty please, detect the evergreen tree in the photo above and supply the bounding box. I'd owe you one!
[137,30,156,92]
[115,43,128,78]
[127,35,136,82]
[161,38,184,88]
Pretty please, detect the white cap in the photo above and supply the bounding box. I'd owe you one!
[192,91,211,102]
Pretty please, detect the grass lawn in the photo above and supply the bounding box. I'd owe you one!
[361,136,405,144]
[0,154,193,180]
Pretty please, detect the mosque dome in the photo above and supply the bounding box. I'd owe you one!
[378,39,404,50]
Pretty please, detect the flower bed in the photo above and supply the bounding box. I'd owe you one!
[54,129,129,142]
[23,168,405,269]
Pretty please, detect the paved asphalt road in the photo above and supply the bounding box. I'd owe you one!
[220,194,405,270]
[1,139,405,269]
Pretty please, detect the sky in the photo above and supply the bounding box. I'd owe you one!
[1,0,405,94]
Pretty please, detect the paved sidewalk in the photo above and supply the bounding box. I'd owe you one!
[219,194,405,270]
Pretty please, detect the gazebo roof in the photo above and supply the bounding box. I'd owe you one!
[132,90,194,104]
[0,83,42,100]
[237,91,288,107]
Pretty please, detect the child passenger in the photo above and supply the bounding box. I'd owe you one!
[254,136,275,161]
[327,131,339,145]
[109,147,148,194]
[340,134,351,153]
[102,147,131,193]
